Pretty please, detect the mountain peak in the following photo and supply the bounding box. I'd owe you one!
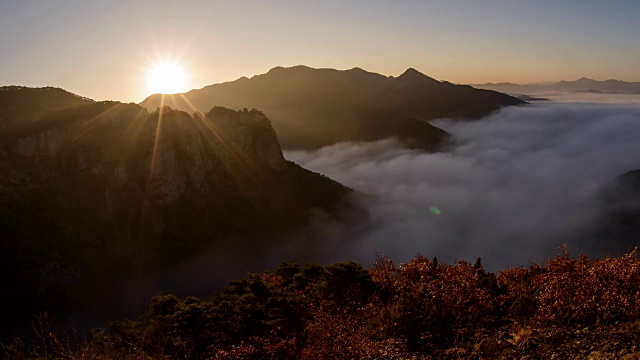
[400,67,423,77]
[397,68,438,83]
[348,67,367,73]
[267,65,314,74]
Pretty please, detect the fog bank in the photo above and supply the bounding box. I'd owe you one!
[285,102,640,270]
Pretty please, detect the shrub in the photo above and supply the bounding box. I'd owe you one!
[534,247,640,325]
[375,256,499,350]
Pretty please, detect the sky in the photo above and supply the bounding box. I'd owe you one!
[2,0,640,102]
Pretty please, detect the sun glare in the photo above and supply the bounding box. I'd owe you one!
[145,61,189,95]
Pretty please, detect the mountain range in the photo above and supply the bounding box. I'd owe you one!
[1,68,639,342]
[0,87,356,336]
[141,66,524,150]
[1,65,527,333]
[473,77,640,95]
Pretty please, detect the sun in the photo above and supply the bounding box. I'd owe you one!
[145,61,189,95]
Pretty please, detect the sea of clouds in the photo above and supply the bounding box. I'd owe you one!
[285,99,640,270]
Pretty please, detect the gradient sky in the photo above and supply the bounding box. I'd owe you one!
[2,0,640,102]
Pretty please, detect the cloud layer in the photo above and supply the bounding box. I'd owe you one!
[285,102,640,270]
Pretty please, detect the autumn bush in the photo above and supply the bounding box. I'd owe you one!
[371,256,501,350]
[3,247,640,359]
[497,264,542,322]
[534,247,640,325]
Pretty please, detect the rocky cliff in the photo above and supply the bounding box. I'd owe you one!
[0,101,353,336]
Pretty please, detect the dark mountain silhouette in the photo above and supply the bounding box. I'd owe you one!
[140,66,524,150]
[0,100,355,337]
[474,77,640,95]
[596,169,640,251]
[515,94,549,101]
[0,86,93,127]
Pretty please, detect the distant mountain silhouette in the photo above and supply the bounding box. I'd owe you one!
[0,100,355,336]
[0,86,93,127]
[474,78,640,95]
[140,66,524,150]
[515,94,550,102]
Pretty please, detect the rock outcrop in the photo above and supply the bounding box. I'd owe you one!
[0,103,332,219]
[0,101,352,335]
[204,107,287,171]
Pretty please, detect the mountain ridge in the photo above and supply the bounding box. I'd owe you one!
[140,66,524,150]
[0,100,356,336]
[473,77,640,94]
[0,86,94,127]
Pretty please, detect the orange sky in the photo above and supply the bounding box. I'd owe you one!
[2,1,639,102]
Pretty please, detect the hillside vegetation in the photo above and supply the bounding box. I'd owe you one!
[3,248,639,359]
[0,86,93,127]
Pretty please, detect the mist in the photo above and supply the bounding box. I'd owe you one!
[285,102,640,270]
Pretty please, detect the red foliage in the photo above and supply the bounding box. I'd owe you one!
[371,255,499,350]
[301,301,409,359]
[12,248,640,359]
[497,266,535,306]
[211,329,299,360]
[534,247,640,324]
